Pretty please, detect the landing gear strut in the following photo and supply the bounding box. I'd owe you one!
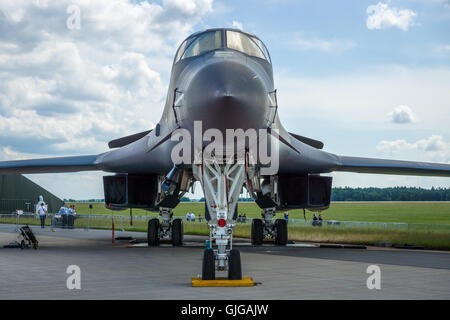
[251,207,288,245]
[193,155,247,280]
[147,207,183,246]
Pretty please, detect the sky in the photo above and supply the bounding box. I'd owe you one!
[0,0,449,199]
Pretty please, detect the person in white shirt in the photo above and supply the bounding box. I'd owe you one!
[37,203,47,228]
[190,212,195,222]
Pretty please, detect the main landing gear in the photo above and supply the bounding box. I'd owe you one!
[251,207,287,245]
[147,207,183,246]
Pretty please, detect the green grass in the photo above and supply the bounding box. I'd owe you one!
[68,201,450,225]
[3,201,449,250]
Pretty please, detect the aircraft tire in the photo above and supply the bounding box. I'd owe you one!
[147,219,160,246]
[275,219,288,246]
[228,249,242,280]
[172,218,183,246]
[251,218,264,245]
[202,249,215,280]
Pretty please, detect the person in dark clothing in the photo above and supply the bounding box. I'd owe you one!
[312,213,318,226]
[60,203,68,228]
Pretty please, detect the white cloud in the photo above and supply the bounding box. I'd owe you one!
[440,0,450,8]
[276,66,450,134]
[366,2,417,31]
[376,135,450,163]
[232,20,243,30]
[291,34,356,52]
[437,44,450,53]
[0,0,212,156]
[388,105,418,124]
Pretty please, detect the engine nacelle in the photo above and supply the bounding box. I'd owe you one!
[103,174,159,211]
[255,174,332,211]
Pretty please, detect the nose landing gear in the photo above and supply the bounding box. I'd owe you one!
[193,156,247,280]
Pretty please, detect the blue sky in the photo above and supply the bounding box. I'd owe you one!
[0,0,449,199]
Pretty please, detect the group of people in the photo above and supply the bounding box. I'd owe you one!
[312,213,323,226]
[36,202,78,229]
[53,203,77,228]
[186,212,202,222]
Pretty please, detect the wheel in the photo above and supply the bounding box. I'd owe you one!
[202,249,215,280]
[20,240,25,249]
[147,219,160,246]
[228,249,242,280]
[251,218,264,245]
[275,219,288,246]
[172,218,183,246]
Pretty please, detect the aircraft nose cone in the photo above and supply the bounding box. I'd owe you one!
[184,60,269,132]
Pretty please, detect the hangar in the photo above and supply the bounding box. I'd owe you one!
[0,174,63,214]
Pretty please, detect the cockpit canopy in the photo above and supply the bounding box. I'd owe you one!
[175,29,271,64]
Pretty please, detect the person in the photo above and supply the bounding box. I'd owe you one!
[60,203,68,228]
[186,212,191,222]
[37,203,47,228]
[190,212,196,222]
[242,213,247,223]
[284,212,289,224]
[52,207,62,227]
[312,213,318,226]
[68,205,75,229]
[318,214,323,226]
[198,213,203,222]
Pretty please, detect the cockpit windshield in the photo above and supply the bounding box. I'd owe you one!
[226,30,270,62]
[175,29,271,63]
[176,30,222,62]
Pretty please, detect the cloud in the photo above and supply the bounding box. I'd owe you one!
[0,0,212,156]
[290,34,356,52]
[440,0,450,8]
[437,44,450,53]
[276,66,450,134]
[376,135,450,163]
[232,20,243,30]
[366,2,417,31]
[388,105,418,124]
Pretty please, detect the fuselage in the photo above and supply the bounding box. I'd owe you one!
[99,28,338,175]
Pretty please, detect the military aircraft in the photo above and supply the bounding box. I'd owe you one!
[1,28,449,280]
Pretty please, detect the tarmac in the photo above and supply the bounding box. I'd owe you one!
[0,224,449,299]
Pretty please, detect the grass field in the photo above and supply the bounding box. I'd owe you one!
[68,201,450,225]
[3,201,449,250]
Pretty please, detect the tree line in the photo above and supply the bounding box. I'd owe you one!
[331,187,450,201]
